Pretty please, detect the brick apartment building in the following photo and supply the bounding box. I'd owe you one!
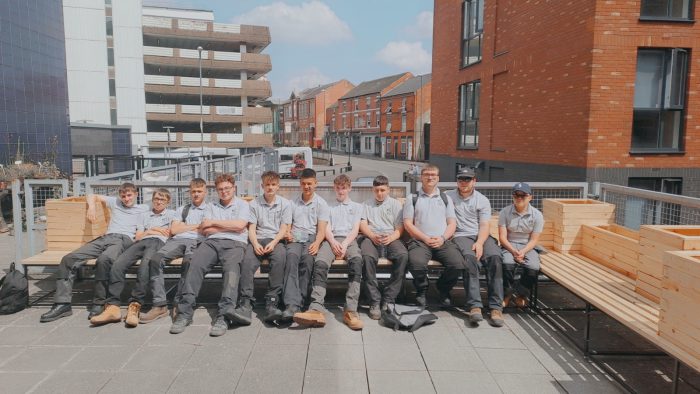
[431,0,700,197]
[332,73,412,156]
[380,74,432,161]
[280,80,354,147]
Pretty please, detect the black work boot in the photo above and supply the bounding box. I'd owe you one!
[263,296,283,323]
[40,303,72,323]
[226,299,253,326]
[280,304,300,323]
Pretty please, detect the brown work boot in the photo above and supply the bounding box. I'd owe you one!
[490,309,505,327]
[515,296,528,309]
[140,306,169,324]
[468,307,483,324]
[124,302,141,327]
[503,295,512,308]
[343,309,364,330]
[293,309,326,327]
[90,304,122,325]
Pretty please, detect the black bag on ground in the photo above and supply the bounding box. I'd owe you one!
[381,303,438,332]
[0,263,28,314]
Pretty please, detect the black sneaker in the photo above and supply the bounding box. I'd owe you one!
[280,305,300,322]
[415,292,427,307]
[40,304,72,323]
[169,316,192,334]
[225,299,253,326]
[438,292,452,309]
[209,316,228,337]
[87,304,103,320]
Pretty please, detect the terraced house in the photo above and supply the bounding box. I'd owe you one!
[431,0,700,197]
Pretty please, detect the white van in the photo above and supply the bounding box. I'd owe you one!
[276,147,313,178]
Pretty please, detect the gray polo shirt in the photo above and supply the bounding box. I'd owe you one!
[204,198,250,243]
[403,187,456,237]
[446,189,492,238]
[138,209,177,243]
[361,196,403,234]
[498,204,544,243]
[173,202,208,241]
[328,198,362,237]
[104,196,150,239]
[290,193,330,241]
[249,195,292,240]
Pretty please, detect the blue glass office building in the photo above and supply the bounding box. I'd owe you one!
[0,0,71,173]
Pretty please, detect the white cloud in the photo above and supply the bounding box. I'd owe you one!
[284,68,332,96]
[375,41,431,74]
[233,1,352,45]
[403,11,433,39]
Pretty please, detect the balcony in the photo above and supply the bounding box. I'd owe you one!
[146,131,272,148]
[143,46,271,76]
[143,75,271,98]
[145,104,272,124]
[142,16,271,51]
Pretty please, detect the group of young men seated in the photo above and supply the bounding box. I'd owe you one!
[39,165,544,337]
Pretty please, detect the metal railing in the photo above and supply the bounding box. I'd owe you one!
[599,183,700,229]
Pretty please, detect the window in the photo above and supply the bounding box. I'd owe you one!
[342,114,346,129]
[386,115,392,133]
[375,111,380,127]
[106,17,113,36]
[107,48,114,66]
[632,48,688,152]
[375,94,380,108]
[108,79,116,96]
[110,108,118,125]
[354,113,359,128]
[365,136,372,150]
[386,102,392,114]
[401,138,407,154]
[462,0,484,66]
[366,111,372,127]
[386,138,392,154]
[458,80,480,148]
[640,0,693,20]
[342,101,346,112]
[354,98,359,111]
[366,96,371,108]
[401,97,406,109]
[401,112,407,132]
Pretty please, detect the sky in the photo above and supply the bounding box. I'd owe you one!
[143,0,434,101]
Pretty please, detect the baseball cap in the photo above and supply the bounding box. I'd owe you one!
[456,168,476,180]
[512,182,532,195]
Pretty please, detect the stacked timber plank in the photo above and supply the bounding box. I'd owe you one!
[542,199,615,253]
[580,224,640,280]
[659,250,700,364]
[638,226,700,303]
[45,197,108,251]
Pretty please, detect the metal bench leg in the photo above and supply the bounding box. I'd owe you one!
[531,277,539,312]
[672,359,680,394]
[23,265,30,308]
[583,302,592,356]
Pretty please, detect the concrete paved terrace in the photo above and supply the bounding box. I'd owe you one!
[0,295,626,393]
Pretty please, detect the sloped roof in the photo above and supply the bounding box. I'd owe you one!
[298,81,338,100]
[340,73,408,99]
[383,74,432,97]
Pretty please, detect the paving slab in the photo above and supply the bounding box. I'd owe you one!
[554,373,625,394]
[0,346,81,371]
[168,368,243,394]
[303,369,369,394]
[235,366,304,394]
[364,342,426,371]
[419,344,488,372]
[182,342,253,371]
[245,343,308,371]
[429,370,502,394]
[122,345,195,372]
[477,348,550,375]
[367,370,435,394]
[100,370,179,394]
[495,373,566,394]
[61,346,139,372]
[32,371,113,394]
[0,326,54,346]
[306,343,365,370]
[0,371,49,393]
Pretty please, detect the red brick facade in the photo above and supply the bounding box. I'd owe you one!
[431,0,700,196]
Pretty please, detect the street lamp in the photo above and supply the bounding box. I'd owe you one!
[197,46,204,157]
[162,125,174,159]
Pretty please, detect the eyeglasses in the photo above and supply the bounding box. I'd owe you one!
[513,193,529,198]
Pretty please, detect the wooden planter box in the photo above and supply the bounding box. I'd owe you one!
[45,196,109,251]
[659,250,700,360]
[580,224,640,280]
[543,199,615,253]
[638,226,700,303]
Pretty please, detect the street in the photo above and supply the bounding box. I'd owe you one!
[313,153,424,182]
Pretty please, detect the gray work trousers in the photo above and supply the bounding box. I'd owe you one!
[407,239,465,296]
[284,241,315,309]
[502,241,541,298]
[360,236,408,305]
[243,238,286,304]
[148,238,199,307]
[54,233,132,305]
[107,237,164,306]
[177,239,247,319]
[313,237,362,311]
[453,236,504,311]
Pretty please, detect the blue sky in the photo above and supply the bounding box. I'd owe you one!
[144,0,434,100]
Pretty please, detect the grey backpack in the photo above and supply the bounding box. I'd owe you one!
[381,303,438,332]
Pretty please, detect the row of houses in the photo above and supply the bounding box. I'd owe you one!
[278,72,432,161]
